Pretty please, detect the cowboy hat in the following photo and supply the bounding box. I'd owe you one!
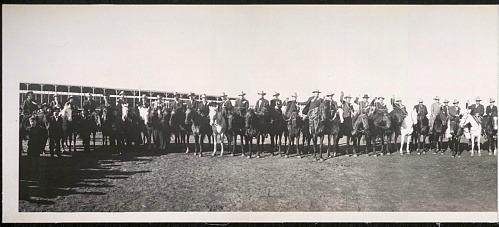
[396,97,402,102]
[453,99,459,104]
[312,90,321,94]
[362,94,369,99]
[221,92,228,97]
[345,94,352,99]
[273,92,280,97]
[378,96,384,99]
[434,96,440,100]
[476,96,481,101]
[326,93,335,97]
[201,94,207,98]
[258,91,266,95]
[291,92,298,98]
[418,99,424,103]
[26,91,34,96]
[490,98,495,103]
[238,91,246,96]
[443,99,449,103]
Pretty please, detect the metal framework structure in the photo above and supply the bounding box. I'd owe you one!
[19,82,235,110]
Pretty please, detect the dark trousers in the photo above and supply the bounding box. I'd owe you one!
[49,136,61,156]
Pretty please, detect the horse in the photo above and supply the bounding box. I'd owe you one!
[60,104,78,152]
[337,109,355,157]
[460,111,482,156]
[307,101,329,161]
[185,107,211,157]
[482,115,498,156]
[300,116,312,155]
[412,115,430,154]
[244,109,267,158]
[370,109,391,156]
[431,112,449,154]
[396,109,416,155]
[226,111,246,156]
[269,108,287,155]
[351,109,373,156]
[209,105,227,156]
[138,105,153,150]
[448,115,464,157]
[123,106,143,151]
[284,112,302,158]
[159,107,172,151]
[169,107,188,152]
[100,105,112,147]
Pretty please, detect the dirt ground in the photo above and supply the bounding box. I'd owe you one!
[19,134,497,212]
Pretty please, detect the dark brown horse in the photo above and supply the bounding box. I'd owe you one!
[308,101,329,161]
[351,111,373,156]
[185,107,211,157]
[431,112,449,154]
[269,109,287,155]
[285,112,302,158]
[482,115,498,156]
[412,115,430,154]
[448,115,464,157]
[226,111,246,156]
[169,108,188,151]
[370,110,391,156]
[244,109,266,158]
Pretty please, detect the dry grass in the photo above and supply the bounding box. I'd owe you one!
[19,136,497,212]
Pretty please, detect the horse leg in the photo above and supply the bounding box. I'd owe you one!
[319,135,324,161]
[278,134,283,155]
[312,136,318,160]
[326,134,331,158]
[220,133,225,156]
[185,133,190,153]
[248,137,253,158]
[477,136,481,156]
[470,136,475,156]
[212,134,217,156]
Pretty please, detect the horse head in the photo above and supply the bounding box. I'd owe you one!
[185,108,193,125]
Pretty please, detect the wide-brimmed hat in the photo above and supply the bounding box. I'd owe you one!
[443,99,449,103]
[238,91,246,96]
[490,98,495,103]
[396,97,402,102]
[26,91,34,96]
[418,99,424,103]
[201,94,207,98]
[377,96,384,100]
[291,92,298,98]
[258,91,266,95]
[326,92,335,97]
[434,96,440,100]
[362,94,369,99]
[221,92,228,97]
[273,92,280,97]
[476,96,481,101]
[188,92,196,97]
[345,94,352,99]
[312,90,321,94]
[453,99,459,104]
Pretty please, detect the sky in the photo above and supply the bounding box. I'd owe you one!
[3,5,498,108]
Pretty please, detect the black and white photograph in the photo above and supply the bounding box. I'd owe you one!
[2,5,498,222]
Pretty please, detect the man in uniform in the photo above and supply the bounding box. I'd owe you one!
[255,91,270,115]
[448,99,461,121]
[49,93,62,112]
[196,94,210,117]
[171,92,185,113]
[467,97,485,120]
[152,94,163,110]
[270,92,283,113]
[184,93,197,110]
[285,92,300,120]
[414,99,428,119]
[234,91,249,117]
[83,93,97,114]
[23,91,39,116]
[47,106,63,157]
[486,98,498,130]
[219,92,233,116]
[440,99,450,116]
[353,94,371,134]
[374,96,388,114]
[429,96,442,132]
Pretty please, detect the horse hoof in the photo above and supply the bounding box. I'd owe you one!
[353,154,358,157]
[320,158,324,162]
[247,156,251,159]
[231,154,235,157]
[387,153,391,156]
[285,155,289,158]
[257,156,260,159]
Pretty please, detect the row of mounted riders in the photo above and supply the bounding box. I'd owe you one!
[19,100,497,160]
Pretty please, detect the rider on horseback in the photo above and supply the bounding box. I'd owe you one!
[235,91,249,117]
[467,97,485,125]
[270,92,283,114]
[353,94,371,135]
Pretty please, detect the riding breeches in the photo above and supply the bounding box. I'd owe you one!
[429,115,436,132]
[353,114,369,132]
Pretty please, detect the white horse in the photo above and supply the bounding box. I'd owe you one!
[399,108,417,155]
[209,105,226,156]
[121,103,129,122]
[459,110,482,156]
